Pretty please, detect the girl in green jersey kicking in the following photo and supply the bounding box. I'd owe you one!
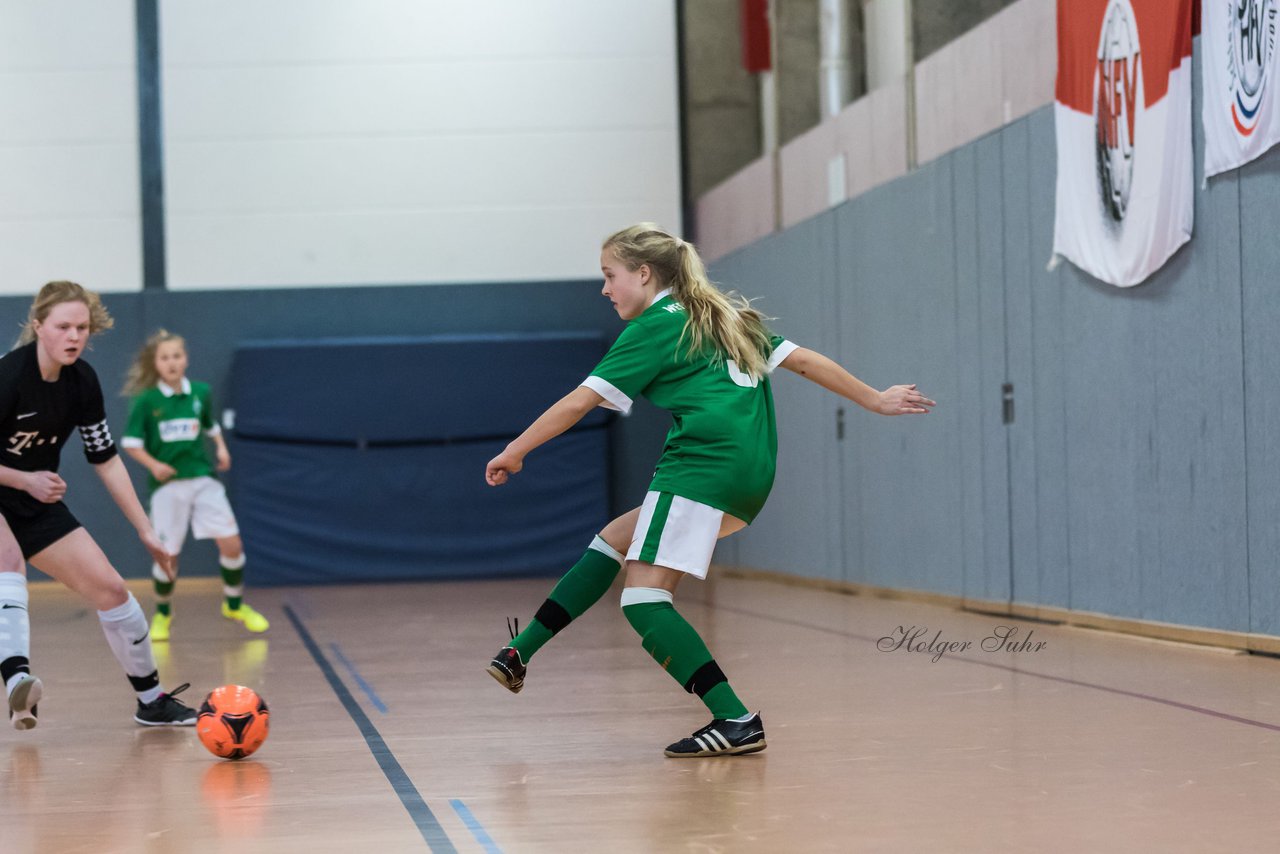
[122,330,268,642]
[485,223,934,757]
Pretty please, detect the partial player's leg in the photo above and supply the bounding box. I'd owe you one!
[0,516,39,731]
[29,527,197,726]
[215,535,268,632]
[147,481,190,641]
[487,507,640,693]
[190,477,267,633]
[621,492,764,757]
[150,558,177,641]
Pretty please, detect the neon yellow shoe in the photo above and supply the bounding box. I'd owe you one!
[151,612,172,642]
[222,602,269,633]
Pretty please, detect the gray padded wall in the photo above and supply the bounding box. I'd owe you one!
[710,216,844,581]
[713,48,1279,636]
[835,161,966,596]
[1240,144,1280,636]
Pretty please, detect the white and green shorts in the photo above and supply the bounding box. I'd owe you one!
[150,476,239,556]
[626,491,724,579]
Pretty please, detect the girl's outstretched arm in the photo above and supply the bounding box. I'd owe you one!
[778,347,935,415]
[93,455,175,577]
[485,385,605,486]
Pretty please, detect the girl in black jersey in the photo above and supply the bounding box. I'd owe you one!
[0,281,198,729]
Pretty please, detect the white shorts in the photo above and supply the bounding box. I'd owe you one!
[150,476,239,556]
[626,491,724,579]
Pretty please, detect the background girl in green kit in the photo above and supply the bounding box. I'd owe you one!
[122,330,268,641]
[485,223,934,757]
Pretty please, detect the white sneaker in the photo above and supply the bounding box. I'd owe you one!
[8,674,41,731]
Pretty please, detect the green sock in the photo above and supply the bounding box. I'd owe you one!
[622,594,749,720]
[220,559,245,611]
[510,537,623,661]
[153,577,174,617]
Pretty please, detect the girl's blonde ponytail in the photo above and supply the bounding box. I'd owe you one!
[603,224,771,377]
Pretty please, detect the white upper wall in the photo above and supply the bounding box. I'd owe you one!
[0,0,141,295]
[161,0,682,289]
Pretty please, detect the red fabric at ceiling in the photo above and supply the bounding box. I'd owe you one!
[741,0,771,73]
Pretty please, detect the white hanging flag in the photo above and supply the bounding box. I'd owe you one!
[1053,0,1195,287]
[1203,0,1280,177]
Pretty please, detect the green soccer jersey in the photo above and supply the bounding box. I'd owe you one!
[122,378,219,493]
[582,292,797,523]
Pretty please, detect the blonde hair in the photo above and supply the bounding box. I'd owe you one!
[123,329,185,397]
[17,281,114,348]
[603,223,772,377]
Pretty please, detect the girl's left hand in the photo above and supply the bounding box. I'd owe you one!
[216,448,231,471]
[485,449,524,486]
[877,384,936,416]
[141,529,176,580]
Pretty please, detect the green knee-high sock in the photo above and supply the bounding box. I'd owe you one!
[220,555,246,611]
[510,536,623,661]
[622,591,749,720]
[152,564,174,617]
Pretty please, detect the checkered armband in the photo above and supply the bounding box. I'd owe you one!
[79,419,117,461]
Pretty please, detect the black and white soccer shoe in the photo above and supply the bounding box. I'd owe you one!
[664,712,767,757]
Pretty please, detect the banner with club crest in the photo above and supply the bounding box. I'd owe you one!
[1053,0,1195,287]
[1204,0,1280,177]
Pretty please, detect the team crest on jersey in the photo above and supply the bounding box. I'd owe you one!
[1094,0,1142,224]
[158,418,200,443]
[1226,0,1277,136]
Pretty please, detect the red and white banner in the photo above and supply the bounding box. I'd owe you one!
[1203,1,1280,177]
[1053,0,1194,287]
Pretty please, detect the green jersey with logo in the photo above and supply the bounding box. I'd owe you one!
[582,293,796,523]
[122,379,219,493]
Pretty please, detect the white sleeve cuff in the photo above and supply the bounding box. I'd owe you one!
[581,376,633,414]
[120,437,144,449]
[767,340,799,373]
[205,424,222,437]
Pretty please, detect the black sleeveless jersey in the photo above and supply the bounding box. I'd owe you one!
[0,342,117,473]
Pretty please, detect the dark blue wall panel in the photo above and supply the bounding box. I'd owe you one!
[233,428,609,585]
[0,279,655,580]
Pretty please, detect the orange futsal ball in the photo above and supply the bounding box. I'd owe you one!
[197,685,270,760]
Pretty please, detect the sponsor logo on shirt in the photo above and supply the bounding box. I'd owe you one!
[6,431,54,455]
[158,418,201,443]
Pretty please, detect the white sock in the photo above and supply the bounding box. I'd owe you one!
[729,711,756,722]
[0,573,31,692]
[97,593,162,704]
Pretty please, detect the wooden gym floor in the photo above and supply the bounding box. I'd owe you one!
[2,572,1280,853]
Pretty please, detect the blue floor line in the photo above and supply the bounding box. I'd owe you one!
[284,605,456,853]
[449,799,504,854]
[329,642,389,713]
